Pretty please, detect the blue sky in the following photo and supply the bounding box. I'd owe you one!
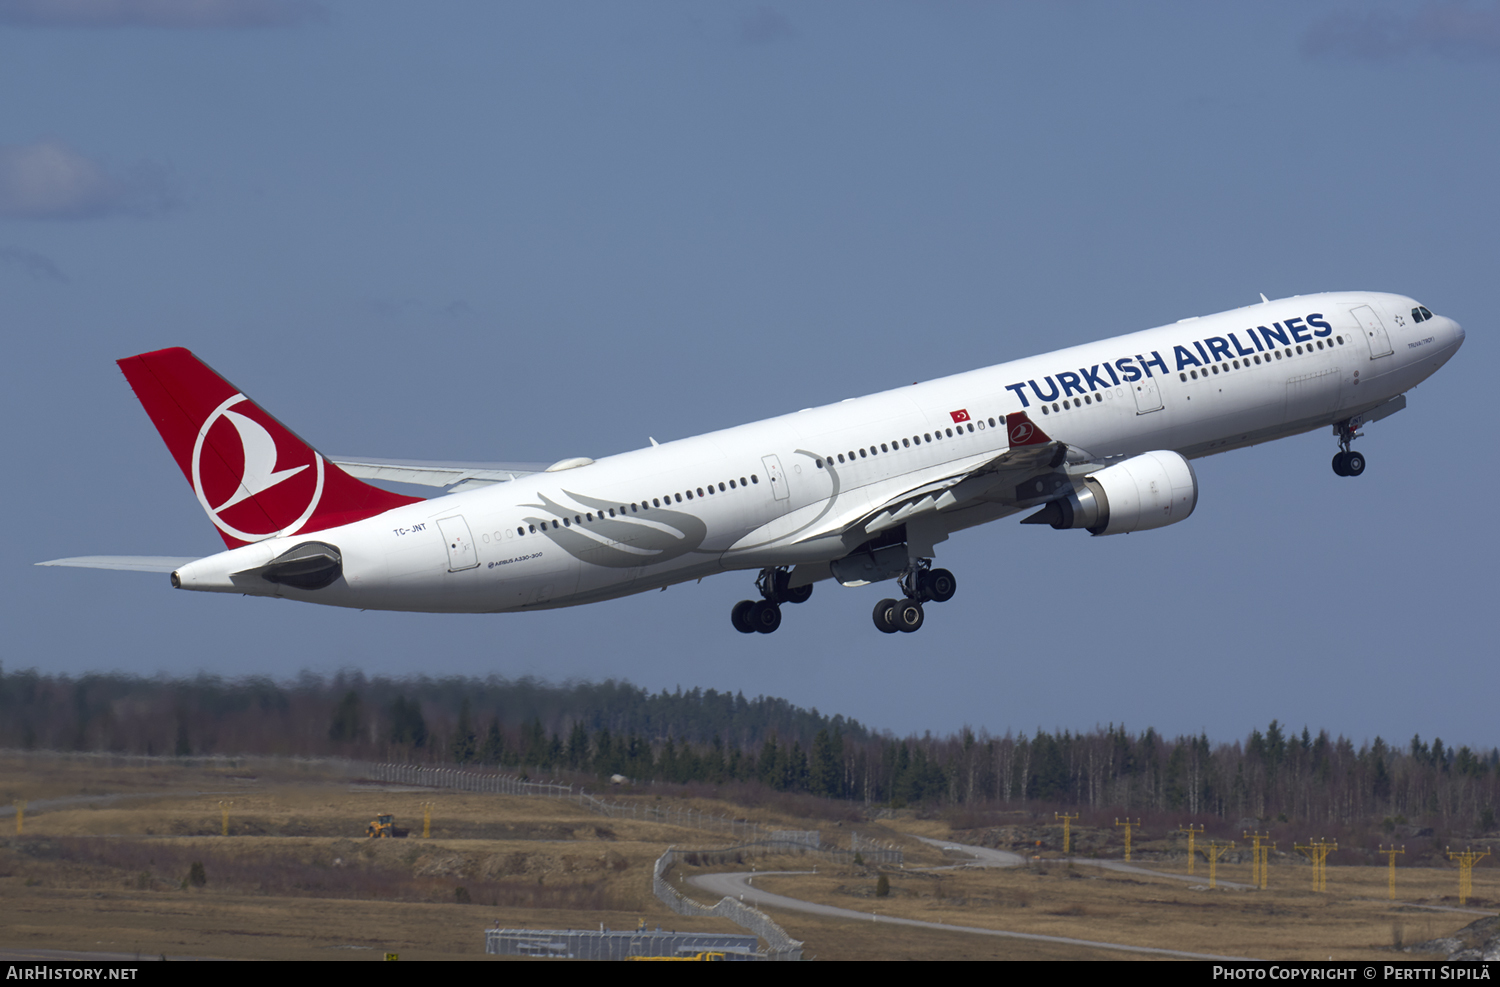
[3,1,1495,750]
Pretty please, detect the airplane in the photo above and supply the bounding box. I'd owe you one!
[39,291,1463,635]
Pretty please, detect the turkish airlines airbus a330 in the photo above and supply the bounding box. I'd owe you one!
[41,291,1463,634]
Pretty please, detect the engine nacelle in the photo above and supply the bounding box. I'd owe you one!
[1021,451,1198,536]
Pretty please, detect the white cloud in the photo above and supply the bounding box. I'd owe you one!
[0,139,178,220]
[0,246,68,281]
[1304,1,1500,60]
[0,0,324,29]
[738,6,794,46]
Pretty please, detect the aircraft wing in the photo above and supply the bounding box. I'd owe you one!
[331,458,552,492]
[843,412,1087,540]
[36,556,197,573]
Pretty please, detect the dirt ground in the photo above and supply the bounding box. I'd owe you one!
[1,754,1492,961]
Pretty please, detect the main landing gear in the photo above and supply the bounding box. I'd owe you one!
[731,567,813,634]
[872,561,956,635]
[1331,419,1366,477]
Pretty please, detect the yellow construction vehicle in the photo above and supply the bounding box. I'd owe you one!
[367,812,404,838]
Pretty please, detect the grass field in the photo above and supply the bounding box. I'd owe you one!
[1,754,1492,961]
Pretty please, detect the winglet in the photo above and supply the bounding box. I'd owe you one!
[1004,411,1051,448]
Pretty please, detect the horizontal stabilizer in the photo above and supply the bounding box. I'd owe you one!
[36,556,197,573]
[332,457,549,490]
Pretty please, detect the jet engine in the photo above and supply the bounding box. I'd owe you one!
[1021,451,1197,536]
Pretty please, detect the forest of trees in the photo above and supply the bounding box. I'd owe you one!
[1,663,1495,836]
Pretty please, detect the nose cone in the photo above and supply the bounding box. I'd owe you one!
[1428,314,1465,369]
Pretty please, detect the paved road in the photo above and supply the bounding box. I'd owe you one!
[915,835,1257,889]
[688,843,1253,961]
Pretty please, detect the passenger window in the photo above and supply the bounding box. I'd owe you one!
[859,449,867,458]
[697,487,705,497]
[719,482,726,491]
[945,428,954,437]
[751,475,758,483]
[517,527,525,536]
[740,477,748,486]
[1051,403,1059,413]
[528,524,536,533]
[1041,405,1050,415]
[881,443,889,453]
[924,433,931,442]
[902,438,910,448]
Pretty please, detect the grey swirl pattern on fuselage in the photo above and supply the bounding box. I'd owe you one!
[522,490,708,568]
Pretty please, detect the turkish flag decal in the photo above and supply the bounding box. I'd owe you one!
[950,409,970,424]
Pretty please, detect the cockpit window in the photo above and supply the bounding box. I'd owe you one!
[1419,306,1433,320]
[1412,306,1434,323]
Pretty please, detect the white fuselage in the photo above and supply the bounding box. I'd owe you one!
[172,292,1464,612]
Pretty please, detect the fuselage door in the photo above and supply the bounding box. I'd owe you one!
[1351,305,1394,359]
[1131,378,1163,414]
[761,454,790,502]
[436,515,480,571]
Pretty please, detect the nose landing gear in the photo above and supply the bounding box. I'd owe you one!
[1332,420,1366,477]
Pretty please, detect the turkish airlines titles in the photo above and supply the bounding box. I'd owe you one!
[1003,312,1335,408]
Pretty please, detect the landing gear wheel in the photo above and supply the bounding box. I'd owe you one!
[894,599,925,633]
[731,599,757,634]
[1332,419,1365,478]
[783,583,813,605]
[873,598,899,634]
[749,599,782,634]
[921,568,956,603]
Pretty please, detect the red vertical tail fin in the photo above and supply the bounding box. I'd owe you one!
[117,347,422,548]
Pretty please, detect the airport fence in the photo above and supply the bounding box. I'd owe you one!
[483,927,759,960]
[354,759,903,864]
[653,845,804,961]
[0,751,903,865]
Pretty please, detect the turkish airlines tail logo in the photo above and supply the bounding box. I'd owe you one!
[118,348,421,548]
